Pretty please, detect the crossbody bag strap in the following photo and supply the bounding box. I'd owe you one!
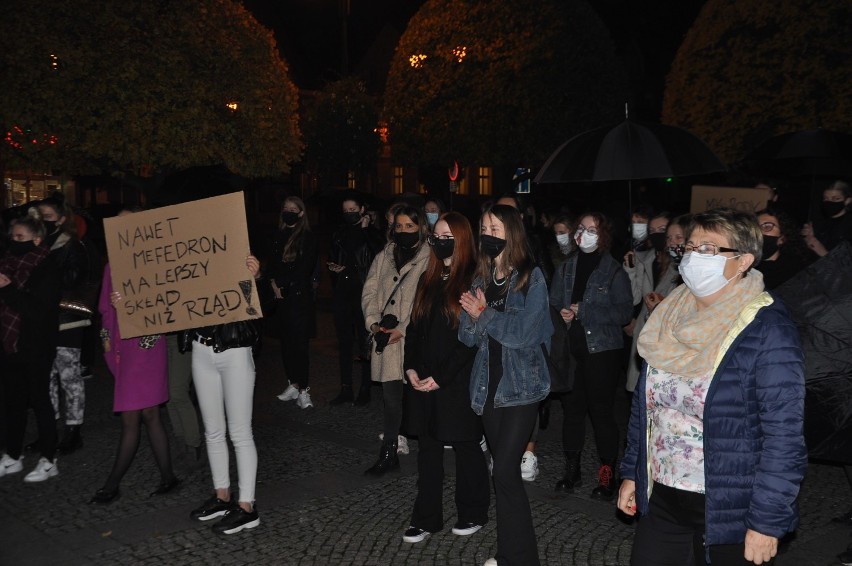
[380,269,412,316]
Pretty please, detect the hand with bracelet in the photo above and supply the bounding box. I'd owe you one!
[459,288,487,321]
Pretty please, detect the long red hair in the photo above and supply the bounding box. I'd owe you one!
[411,212,475,328]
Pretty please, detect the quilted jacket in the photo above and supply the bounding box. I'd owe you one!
[620,292,807,547]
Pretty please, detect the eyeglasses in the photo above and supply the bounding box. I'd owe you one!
[758,221,777,234]
[427,235,454,246]
[685,243,740,256]
[576,226,598,236]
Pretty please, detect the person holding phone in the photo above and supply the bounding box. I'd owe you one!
[328,192,383,406]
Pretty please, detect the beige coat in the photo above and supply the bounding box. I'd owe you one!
[361,242,430,383]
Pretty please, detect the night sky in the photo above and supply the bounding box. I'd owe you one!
[243,0,707,120]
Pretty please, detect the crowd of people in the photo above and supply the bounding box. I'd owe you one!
[0,179,851,564]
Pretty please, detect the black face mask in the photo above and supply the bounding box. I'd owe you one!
[431,239,455,261]
[343,211,362,226]
[480,234,507,259]
[394,231,420,248]
[281,211,300,226]
[821,200,846,218]
[762,235,780,259]
[649,233,667,253]
[43,220,57,234]
[8,240,37,256]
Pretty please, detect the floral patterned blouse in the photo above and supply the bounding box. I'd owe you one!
[646,365,713,493]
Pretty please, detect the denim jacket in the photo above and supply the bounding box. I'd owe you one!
[549,251,633,353]
[459,267,553,415]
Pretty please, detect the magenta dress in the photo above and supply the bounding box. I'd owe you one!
[98,264,168,412]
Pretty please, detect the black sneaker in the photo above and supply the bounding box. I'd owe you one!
[402,526,430,543]
[190,495,235,522]
[211,506,260,535]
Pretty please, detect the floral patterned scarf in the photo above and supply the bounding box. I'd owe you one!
[637,271,764,378]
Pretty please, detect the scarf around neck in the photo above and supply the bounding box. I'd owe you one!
[637,270,764,378]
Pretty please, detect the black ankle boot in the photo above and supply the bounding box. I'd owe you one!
[364,442,399,476]
[555,451,582,492]
[57,426,83,455]
[329,386,354,406]
[591,459,616,500]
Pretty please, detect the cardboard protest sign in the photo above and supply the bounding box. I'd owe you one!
[104,192,262,338]
[690,185,767,214]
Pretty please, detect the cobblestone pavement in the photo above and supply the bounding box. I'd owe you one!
[1,308,850,565]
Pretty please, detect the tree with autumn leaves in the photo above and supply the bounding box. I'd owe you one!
[0,0,301,179]
[383,0,629,189]
[662,0,852,163]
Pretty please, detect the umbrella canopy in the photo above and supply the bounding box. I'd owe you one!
[534,119,727,183]
[743,128,852,178]
[773,242,852,464]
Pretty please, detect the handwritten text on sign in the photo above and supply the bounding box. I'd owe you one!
[690,185,768,214]
[104,192,262,338]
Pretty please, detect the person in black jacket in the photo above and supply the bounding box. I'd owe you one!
[0,214,62,483]
[269,196,318,409]
[400,211,489,543]
[327,192,384,406]
[38,196,93,455]
[181,255,264,535]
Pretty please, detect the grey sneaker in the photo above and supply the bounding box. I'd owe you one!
[296,388,313,409]
[0,453,23,477]
[23,457,58,482]
[277,382,299,401]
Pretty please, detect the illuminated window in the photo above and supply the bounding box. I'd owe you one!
[478,167,492,196]
[347,171,356,190]
[393,166,404,194]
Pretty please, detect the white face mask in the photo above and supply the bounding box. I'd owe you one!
[678,252,739,297]
[555,233,572,247]
[631,223,648,241]
[577,231,599,252]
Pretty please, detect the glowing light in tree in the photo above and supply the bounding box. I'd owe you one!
[408,54,427,68]
[452,46,467,62]
[49,54,59,70]
[226,101,239,111]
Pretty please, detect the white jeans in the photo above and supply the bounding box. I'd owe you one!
[191,343,257,503]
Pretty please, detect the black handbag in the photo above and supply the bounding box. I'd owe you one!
[545,306,575,393]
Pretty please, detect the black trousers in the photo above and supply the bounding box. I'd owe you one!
[411,432,490,532]
[273,290,312,390]
[382,381,403,442]
[482,401,540,566]
[560,347,622,461]
[631,482,775,566]
[2,352,57,461]
[331,278,368,389]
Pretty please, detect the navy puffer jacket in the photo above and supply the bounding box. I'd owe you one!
[621,293,807,547]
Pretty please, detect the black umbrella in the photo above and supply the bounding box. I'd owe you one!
[773,242,852,464]
[534,118,727,184]
[743,128,852,178]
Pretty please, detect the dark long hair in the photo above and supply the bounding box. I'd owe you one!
[279,196,311,262]
[411,212,475,328]
[392,204,428,266]
[575,210,615,253]
[475,204,534,293]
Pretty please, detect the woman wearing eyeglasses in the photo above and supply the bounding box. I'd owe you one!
[619,208,806,566]
[550,212,633,500]
[399,212,489,544]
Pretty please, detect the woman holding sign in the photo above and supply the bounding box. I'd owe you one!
[180,254,264,535]
[270,196,318,410]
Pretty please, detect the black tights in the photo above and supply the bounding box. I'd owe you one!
[103,406,174,491]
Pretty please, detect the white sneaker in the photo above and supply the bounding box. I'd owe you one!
[0,453,23,477]
[520,451,539,482]
[484,558,498,566]
[296,388,313,409]
[378,434,410,455]
[277,382,299,401]
[23,457,58,483]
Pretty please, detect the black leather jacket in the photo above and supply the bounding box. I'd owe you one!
[330,224,384,285]
[178,320,260,354]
